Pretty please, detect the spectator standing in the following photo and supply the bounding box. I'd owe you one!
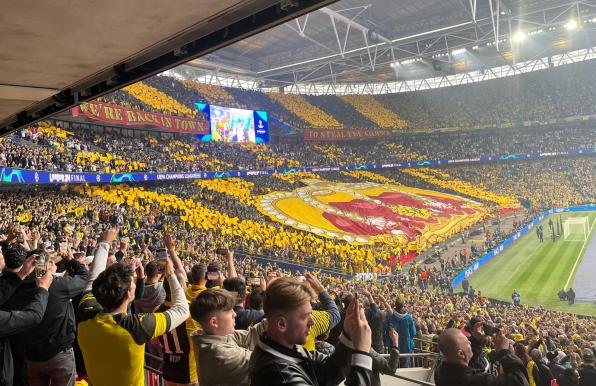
[434,328,529,386]
[250,277,373,386]
[361,290,385,353]
[383,297,416,367]
[190,289,267,386]
[0,258,55,386]
[578,349,596,386]
[133,260,165,313]
[223,277,265,330]
[77,257,189,386]
[6,248,89,386]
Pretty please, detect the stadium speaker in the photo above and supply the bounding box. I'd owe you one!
[432,60,442,72]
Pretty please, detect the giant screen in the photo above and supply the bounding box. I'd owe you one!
[195,103,268,143]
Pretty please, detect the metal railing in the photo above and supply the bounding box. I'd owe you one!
[381,351,441,385]
[144,347,440,386]
[144,352,164,386]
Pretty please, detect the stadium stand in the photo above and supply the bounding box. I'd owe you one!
[304,94,377,128]
[3,32,596,386]
[339,94,408,129]
[268,92,342,128]
[122,82,198,118]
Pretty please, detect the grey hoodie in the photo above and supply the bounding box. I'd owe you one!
[134,282,165,313]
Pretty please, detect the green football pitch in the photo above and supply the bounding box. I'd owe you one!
[464,211,596,316]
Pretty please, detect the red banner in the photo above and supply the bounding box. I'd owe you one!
[71,101,208,134]
[303,128,394,141]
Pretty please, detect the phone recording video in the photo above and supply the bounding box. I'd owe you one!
[155,248,168,260]
[35,254,48,278]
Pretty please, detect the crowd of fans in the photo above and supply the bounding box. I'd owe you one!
[339,94,408,129]
[446,158,596,210]
[1,185,595,385]
[1,119,594,175]
[268,92,342,129]
[2,56,596,386]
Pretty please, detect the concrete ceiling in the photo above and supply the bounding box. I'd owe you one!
[0,0,335,133]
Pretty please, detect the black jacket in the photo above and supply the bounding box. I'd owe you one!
[435,350,529,386]
[365,303,385,353]
[250,334,372,386]
[579,364,596,386]
[469,334,490,372]
[0,273,49,386]
[534,360,553,386]
[6,259,88,361]
[234,305,264,330]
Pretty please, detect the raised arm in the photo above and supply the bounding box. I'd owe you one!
[0,261,55,337]
[226,249,238,279]
[161,258,190,333]
[84,227,117,292]
[164,233,187,287]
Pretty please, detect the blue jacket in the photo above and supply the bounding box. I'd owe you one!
[382,310,416,353]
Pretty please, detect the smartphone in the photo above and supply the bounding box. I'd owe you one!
[155,248,168,260]
[215,248,228,255]
[246,277,261,286]
[59,242,67,254]
[156,259,167,273]
[35,255,48,278]
[295,275,305,282]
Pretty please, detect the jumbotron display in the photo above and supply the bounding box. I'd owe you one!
[196,103,269,143]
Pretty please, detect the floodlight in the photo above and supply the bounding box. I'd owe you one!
[511,31,527,43]
[564,19,578,31]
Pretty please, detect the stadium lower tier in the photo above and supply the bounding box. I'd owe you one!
[2,164,596,386]
[1,157,593,274]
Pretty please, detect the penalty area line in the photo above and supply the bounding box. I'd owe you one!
[564,216,596,290]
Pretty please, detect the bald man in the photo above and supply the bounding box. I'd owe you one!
[434,328,528,386]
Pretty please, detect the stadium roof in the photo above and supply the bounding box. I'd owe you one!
[182,0,596,88]
[0,0,335,135]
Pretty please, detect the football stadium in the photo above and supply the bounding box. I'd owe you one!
[1,0,596,385]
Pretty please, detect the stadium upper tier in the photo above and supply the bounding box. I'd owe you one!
[93,59,596,131]
[1,122,594,174]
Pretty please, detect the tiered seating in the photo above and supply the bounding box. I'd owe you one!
[239,142,301,168]
[304,94,376,128]
[122,81,197,117]
[224,87,306,128]
[143,76,207,114]
[181,80,236,105]
[340,94,407,129]
[401,167,521,209]
[268,92,341,128]
[447,158,596,209]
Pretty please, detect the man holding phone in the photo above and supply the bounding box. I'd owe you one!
[6,247,89,386]
[435,328,528,386]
